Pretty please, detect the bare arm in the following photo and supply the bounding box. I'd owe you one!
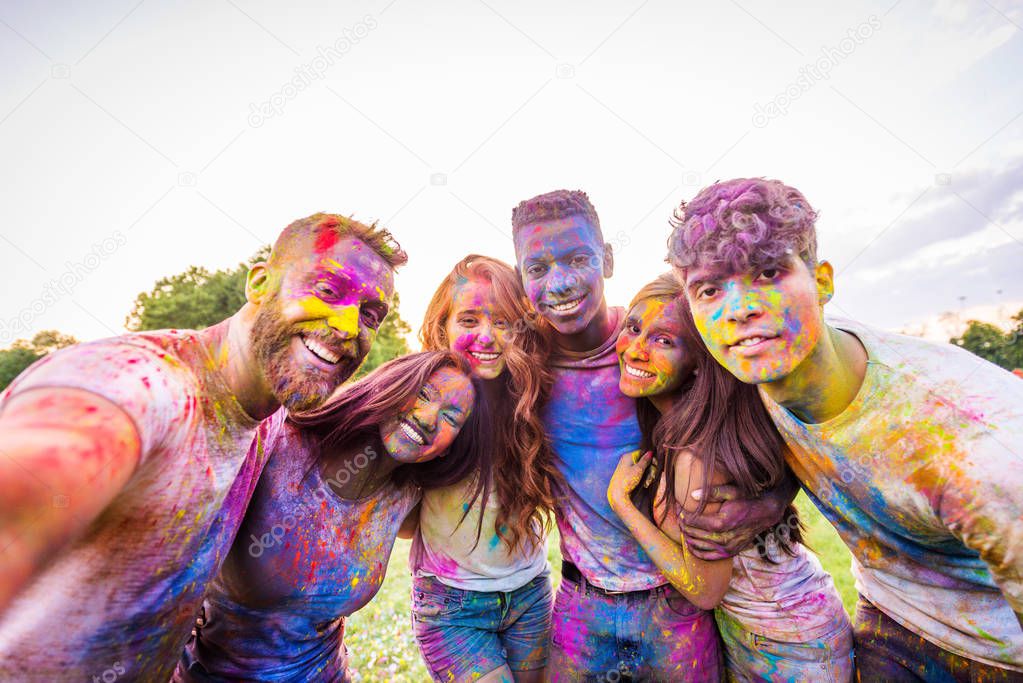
[0,388,140,611]
[397,502,421,540]
[681,471,798,561]
[608,450,732,610]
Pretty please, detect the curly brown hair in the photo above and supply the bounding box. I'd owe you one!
[420,254,563,551]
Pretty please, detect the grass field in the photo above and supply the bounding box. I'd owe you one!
[344,492,855,680]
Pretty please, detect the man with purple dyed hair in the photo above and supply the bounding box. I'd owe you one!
[511,189,791,680]
[669,177,1023,681]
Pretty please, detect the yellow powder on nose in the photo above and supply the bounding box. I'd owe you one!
[328,306,360,336]
[299,297,360,336]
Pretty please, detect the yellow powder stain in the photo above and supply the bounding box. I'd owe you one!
[298,296,360,336]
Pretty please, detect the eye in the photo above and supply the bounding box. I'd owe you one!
[315,281,337,298]
[526,263,547,277]
[698,285,719,299]
[457,316,477,327]
[655,335,674,347]
[442,412,460,426]
[361,308,382,329]
[570,255,590,267]
[758,268,780,280]
[494,318,508,330]
[417,387,430,402]
[626,323,641,334]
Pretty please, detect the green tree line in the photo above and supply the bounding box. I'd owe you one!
[1,247,411,390]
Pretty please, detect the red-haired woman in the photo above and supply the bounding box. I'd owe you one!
[175,351,489,682]
[409,255,563,683]
[607,274,853,682]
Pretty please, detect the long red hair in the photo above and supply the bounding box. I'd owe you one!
[420,254,562,551]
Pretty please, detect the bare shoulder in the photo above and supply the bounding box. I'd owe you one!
[672,449,732,515]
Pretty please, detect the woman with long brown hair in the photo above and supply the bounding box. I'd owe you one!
[175,350,489,682]
[409,254,562,683]
[607,274,853,682]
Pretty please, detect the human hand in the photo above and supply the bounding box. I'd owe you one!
[607,450,652,510]
[680,484,787,560]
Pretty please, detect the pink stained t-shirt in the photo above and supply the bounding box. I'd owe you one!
[0,325,266,681]
[411,478,549,592]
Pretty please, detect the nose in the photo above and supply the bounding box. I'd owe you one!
[547,264,576,297]
[625,336,649,362]
[412,402,439,434]
[476,320,494,347]
[326,304,360,339]
[724,285,763,324]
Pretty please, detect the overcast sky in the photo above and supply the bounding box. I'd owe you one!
[2,0,1021,348]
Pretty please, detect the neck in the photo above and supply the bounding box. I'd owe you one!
[558,298,614,353]
[648,393,674,415]
[761,325,867,423]
[210,305,280,421]
[480,375,504,403]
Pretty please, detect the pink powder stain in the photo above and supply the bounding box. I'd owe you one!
[314,229,339,253]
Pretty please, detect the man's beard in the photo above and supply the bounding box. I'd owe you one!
[250,293,363,412]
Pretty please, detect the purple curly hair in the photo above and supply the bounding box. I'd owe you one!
[666,178,818,274]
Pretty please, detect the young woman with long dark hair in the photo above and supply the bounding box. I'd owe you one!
[408,254,563,683]
[607,274,853,682]
[174,350,490,682]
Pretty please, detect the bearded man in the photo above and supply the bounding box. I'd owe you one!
[0,213,406,680]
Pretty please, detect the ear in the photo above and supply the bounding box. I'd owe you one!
[245,262,271,304]
[602,242,614,278]
[814,260,834,306]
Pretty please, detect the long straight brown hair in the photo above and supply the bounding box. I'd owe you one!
[289,350,492,502]
[420,254,563,552]
[631,274,802,557]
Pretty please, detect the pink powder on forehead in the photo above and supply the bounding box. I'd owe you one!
[314,229,340,253]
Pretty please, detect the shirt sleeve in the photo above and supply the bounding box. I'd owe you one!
[937,366,1023,616]
[1,337,193,466]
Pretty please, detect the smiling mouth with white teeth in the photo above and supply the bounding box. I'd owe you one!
[730,335,778,349]
[301,334,342,365]
[400,418,427,446]
[547,297,584,314]
[624,363,656,379]
[468,351,500,362]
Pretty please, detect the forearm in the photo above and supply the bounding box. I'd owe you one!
[612,500,730,609]
[0,391,141,611]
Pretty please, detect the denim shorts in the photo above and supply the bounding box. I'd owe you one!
[547,575,722,682]
[411,573,553,682]
[715,607,854,683]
